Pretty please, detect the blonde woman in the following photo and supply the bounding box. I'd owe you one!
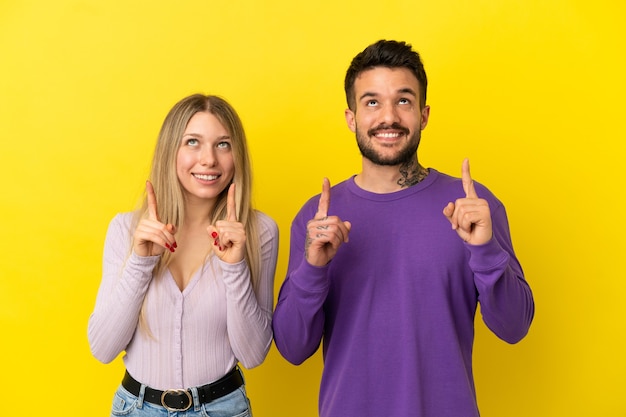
[88,94,278,417]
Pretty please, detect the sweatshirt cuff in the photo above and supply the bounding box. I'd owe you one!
[289,261,330,294]
[465,237,509,275]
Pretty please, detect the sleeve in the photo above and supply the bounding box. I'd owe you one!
[87,214,159,363]
[220,212,279,369]
[467,200,535,344]
[272,204,330,365]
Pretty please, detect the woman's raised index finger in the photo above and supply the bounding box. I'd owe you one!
[226,183,238,221]
[146,180,160,221]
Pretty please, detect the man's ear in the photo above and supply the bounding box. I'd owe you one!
[420,105,430,130]
[345,109,356,133]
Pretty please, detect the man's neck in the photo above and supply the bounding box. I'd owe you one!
[355,158,429,193]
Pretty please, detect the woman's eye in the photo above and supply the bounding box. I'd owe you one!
[217,141,231,150]
[186,138,199,146]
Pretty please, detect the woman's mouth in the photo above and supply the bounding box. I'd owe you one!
[193,173,219,181]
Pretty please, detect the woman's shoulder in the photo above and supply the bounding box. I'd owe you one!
[253,210,279,236]
[109,210,139,226]
[106,211,142,236]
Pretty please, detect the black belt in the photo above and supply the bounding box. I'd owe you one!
[122,367,244,412]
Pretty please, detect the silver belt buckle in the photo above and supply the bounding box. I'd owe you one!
[160,389,192,411]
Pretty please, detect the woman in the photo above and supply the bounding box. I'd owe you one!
[88,94,279,416]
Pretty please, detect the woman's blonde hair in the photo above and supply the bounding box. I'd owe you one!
[135,94,261,289]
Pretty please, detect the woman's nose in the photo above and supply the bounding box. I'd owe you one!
[199,147,216,167]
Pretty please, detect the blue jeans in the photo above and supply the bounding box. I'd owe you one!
[110,384,252,417]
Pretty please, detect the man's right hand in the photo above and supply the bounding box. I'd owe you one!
[304,178,351,267]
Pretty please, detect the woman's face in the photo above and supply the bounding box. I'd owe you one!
[176,111,235,203]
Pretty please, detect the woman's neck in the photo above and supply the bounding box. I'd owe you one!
[182,197,216,227]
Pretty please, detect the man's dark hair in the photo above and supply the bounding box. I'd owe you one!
[344,40,428,111]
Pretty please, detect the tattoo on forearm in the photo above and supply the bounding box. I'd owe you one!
[305,236,312,260]
[397,162,428,188]
[305,217,330,260]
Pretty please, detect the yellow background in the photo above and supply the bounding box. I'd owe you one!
[1,0,624,416]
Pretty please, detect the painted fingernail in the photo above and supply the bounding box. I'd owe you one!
[214,240,219,246]
[165,243,171,249]
[173,242,178,249]
[169,247,175,253]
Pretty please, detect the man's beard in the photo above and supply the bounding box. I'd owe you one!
[356,123,421,166]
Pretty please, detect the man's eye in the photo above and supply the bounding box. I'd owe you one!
[366,100,378,107]
[399,98,410,105]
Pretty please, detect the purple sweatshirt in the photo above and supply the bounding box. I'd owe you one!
[273,169,534,417]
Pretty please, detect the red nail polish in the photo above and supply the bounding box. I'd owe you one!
[173,242,178,249]
[211,232,218,238]
[169,247,175,253]
[214,240,219,246]
[165,243,171,249]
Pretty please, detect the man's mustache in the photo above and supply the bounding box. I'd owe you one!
[367,123,410,136]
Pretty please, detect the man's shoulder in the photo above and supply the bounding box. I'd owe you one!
[429,168,502,206]
[293,177,353,218]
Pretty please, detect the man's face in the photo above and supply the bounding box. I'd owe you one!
[345,67,430,166]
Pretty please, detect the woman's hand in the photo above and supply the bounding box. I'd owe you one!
[133,181,177,257]
[208,184,246,264]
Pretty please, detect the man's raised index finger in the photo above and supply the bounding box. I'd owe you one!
[316,178,331,219]
[462,158,478,198]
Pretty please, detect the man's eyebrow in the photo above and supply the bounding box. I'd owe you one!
[358,88,418,102]
[358,91,378,102]
[398,87,418,96]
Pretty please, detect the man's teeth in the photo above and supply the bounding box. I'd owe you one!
[194,174,219,180]
[376,132,401,138]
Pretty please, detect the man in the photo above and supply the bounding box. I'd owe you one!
[272,39,534,417]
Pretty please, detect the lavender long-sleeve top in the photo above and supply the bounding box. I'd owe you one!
[273,169,534,417]
[88,211,278,390]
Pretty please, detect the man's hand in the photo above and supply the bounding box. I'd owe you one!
[443,159,492,245]
[305,178,351,266]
